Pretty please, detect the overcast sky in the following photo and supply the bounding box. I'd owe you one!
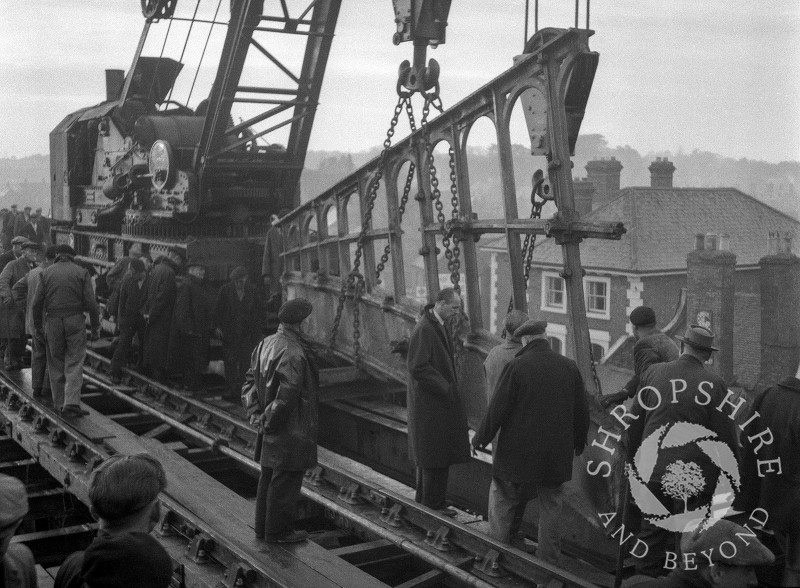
[1,1,798,163]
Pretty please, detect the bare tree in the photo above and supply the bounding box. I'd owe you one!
[661,460,706,513]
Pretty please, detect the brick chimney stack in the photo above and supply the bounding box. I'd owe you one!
[648,157,676,188]
[686,233,736,383]
[758,231,800,387]
[585,157,623,209]
[572,178,595,216]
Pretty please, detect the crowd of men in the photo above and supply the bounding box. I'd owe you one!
[2,199,796,586]
[406,291,797,588]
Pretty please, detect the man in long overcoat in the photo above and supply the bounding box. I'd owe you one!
[0,241,37,369]
[735,373,800,586]
[142,248,182,382]
[242,298,318,543]
[472,319,589,572]
[261,209,288,304]
[407,287,470,514]
[214,266,265,399]
[627,325,740,577]
[169,262,212,391]
[109,258,147,382]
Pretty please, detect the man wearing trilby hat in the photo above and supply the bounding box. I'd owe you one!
[627,325,740,577]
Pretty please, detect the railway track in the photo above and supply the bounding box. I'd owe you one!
[0,349,609,588]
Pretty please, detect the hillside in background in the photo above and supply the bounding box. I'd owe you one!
[1,138,797,219]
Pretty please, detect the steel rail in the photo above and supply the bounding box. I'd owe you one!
[80,349,599,588]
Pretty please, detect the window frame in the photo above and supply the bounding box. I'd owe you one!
[541,271,567,314]
[584,276,611,320]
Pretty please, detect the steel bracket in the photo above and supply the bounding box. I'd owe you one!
[222,562,256,588]
[188,532,215,564]
[33,414,49,434]
[338,482,361,505]
[49,429,66,447]
[156,508,175,537]
[6,393,21,411]
[474,549,504,577]
[425,526,453,552]
[380,503,404,528]
[306,465,325,486]
[19,403,34,422]
[65,441,85,462]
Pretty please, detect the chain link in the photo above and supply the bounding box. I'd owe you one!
[420,97,461,293]
[588,341,603,396]
[329,96,407,357]
[506,198,545,316]
[375,98,420,283]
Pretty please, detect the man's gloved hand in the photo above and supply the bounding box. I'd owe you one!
[249,413,264,428]
[600,389,629,408]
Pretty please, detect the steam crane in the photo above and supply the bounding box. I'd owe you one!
[50,0,342,279]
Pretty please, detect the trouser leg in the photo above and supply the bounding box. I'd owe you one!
[419,467,449,510]
[110,326,134,378]
[223,348,237,395]
[254,466,273,538]
[264,469,305,539]
[488,477,521,543]
[62,315,86,407]
[5,337,21,367]
[31,330,49,391]
[45,318,66,409]
[535,484,564,568]
[635,520,672,577]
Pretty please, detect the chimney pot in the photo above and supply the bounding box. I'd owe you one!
[648,157,676,188]
[783,234,793,254]
[705,233,718,251]
[695,234,705,250]
[718,233,730,251]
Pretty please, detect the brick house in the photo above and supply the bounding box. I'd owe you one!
[478,158,800,391]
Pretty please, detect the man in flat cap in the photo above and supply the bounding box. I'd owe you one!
[483,309,528,404]
[0,474,36,588]
[0,236,28,272]
[55,453,168,588]
[472,318,590,575]
[0,240,38,370]
[624,519,774,588]
[142,247,183,383]
[602,306,679,408]
[214,266,265,399]
[627,325,740,577]
[32,244,100,417]
[242,297,318,543]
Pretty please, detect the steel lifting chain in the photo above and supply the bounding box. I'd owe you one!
[329,95,407,358]
[375,99,420,283]
[506,197,546,316]
[420,97,462,293]
[588,340,603,396]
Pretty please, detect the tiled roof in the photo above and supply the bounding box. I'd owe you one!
[486,188,800,272]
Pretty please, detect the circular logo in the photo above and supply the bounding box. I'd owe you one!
[627,422,740,532]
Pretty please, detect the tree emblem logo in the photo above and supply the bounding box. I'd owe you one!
[627,422,740,531]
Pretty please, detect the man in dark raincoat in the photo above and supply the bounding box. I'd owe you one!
[170,262,213,391]
[242,298,318,543]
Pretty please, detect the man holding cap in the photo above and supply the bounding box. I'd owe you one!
[0,240,37,370]
[0,474,36,588]
[242,297,318,543]
[627,325,740,577]
[601,306,679,408]
[483,309,528,404]
[472,318,589,574]
[624,519,774,587]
